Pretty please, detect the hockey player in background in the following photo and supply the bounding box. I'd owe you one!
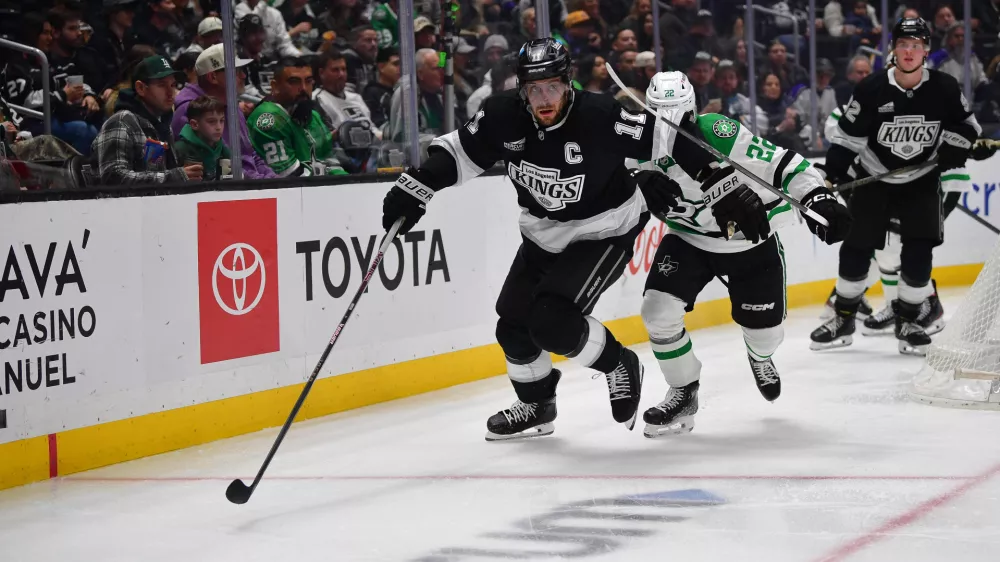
[380,39,766,441]
[811,17,981,356]
[627,72,851,438]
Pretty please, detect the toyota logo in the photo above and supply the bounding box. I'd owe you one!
[213,243,266,316]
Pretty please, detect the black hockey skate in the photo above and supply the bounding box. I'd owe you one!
[894,302,931,357]
[862,302,896,336]
[748,355,781,401]
[596,347,644,430]
[486,370,561,441]
[917,281,945,336]
[810,308,856,350]
[643,381,699,439]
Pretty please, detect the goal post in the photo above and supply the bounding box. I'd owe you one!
[910,239,1000,409]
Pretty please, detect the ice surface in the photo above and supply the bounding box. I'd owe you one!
[2,290,999,561]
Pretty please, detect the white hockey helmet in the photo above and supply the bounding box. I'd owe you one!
[645,71,697,115]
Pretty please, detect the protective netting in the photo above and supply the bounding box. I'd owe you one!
[910,239,1000,409]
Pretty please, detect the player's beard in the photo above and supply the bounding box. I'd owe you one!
[531,92,569,126]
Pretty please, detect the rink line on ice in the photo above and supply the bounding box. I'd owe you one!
[815,461,1000,562]
[62,474,977,483]
[0,264,984,492]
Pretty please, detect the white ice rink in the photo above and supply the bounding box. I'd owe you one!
[2,290,1000,562]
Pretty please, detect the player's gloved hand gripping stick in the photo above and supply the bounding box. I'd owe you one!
[605,62,830,230]
[226,217,406,505]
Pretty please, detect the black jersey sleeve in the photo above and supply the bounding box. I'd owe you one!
[427,93,509,186]
[832,76,877,156]
[937,73,982,172]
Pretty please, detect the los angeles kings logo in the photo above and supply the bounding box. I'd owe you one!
[508,160,585,211]
[877,116,940,160]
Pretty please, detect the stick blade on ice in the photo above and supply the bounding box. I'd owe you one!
[226,479,252,504]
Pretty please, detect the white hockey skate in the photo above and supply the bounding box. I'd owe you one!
[642,381,698,439]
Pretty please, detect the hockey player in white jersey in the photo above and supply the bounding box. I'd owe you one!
[628,72,851,438]
[812,18,980,356]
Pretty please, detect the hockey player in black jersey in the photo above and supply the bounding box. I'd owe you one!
[811,17,981,356]
[381,39,768,441]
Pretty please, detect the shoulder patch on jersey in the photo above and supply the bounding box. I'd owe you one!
[712,119,738,138]
[255,112,276,131]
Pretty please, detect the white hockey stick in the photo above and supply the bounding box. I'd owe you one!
[605,63,829,227]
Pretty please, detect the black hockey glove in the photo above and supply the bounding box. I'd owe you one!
[382,171,433,235]
[631,169,682,219]
[700,167,770,243]
[801,187,852,244]
[970,140,998,161]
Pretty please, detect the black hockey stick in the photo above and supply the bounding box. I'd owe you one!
[605,63,829,228]
[831,159,938,193]
[957,204,1000,234]
[226,217,405,505]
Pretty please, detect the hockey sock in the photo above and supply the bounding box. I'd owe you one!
[898,275,933,306]
[743,325,784,361]
[650,330,702,387]
[566,316,622,374]
[880,270,899,303]
[835,276,867,301]
[505,352,553,384]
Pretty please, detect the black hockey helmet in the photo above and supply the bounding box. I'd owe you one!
[516,38,572,87]
[891,17,931,46]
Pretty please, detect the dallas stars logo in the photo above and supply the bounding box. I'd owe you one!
[712,119,738,138]
[657,255,679,277]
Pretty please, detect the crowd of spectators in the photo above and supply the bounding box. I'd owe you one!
[0,0,998,189]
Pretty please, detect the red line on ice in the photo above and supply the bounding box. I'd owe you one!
[47,434,58,478]
[63,474,975,483]
[815,461,1000,562]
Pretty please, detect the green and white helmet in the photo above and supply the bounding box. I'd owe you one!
[646,71,697,115]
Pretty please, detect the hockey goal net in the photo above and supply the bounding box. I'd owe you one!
[910,239,1000,409]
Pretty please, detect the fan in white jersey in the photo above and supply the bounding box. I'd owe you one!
[627,72,851,438]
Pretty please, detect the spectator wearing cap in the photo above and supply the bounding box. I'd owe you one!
[714,59,767,131]
[171,43,277,179]
[415,16,438,49]
[132,0,188,59]
[103,45,159,118]
[633,50,656,91]
[453,37,479,105]
[238,14,270,99]
[235,0,302,60]
[793,57,838,147]
[362,47,400,128]
[280,0,320,53]
[564,11,601,57]
[761,40,808,93]
[931,21,989,97]
[834,55,872,105]
[478,34,509,81]
[610,28,638,55]
[570,0,609,46]
[88,0,140,96]
[183,17,223,55]
[687,52,722,114]
[92,55,201,185]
